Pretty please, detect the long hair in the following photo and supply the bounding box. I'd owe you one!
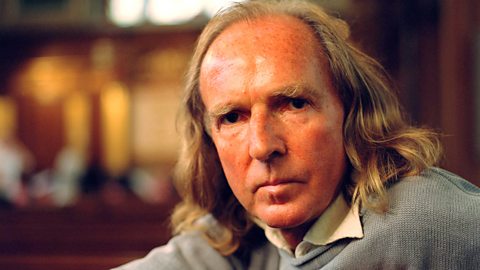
[172,0,442,255]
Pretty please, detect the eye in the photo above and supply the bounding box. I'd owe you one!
[289,98,308,109]
[221,112,240,124]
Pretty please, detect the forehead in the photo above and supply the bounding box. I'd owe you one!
[202,14,323,69]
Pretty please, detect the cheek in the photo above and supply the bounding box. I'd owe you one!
[212,131,248,178]
[298,119,345,166]
[214,141,251,205]
[215,141,236,172]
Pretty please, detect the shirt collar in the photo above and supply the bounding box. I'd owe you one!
[253,193,364,257]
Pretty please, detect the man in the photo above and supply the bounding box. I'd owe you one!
[115,0,479,269]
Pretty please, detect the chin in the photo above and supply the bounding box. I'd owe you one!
[256,208,308,229]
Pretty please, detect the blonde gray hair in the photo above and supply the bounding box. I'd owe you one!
[172,0,442,255]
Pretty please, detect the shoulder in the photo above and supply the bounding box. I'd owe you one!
[388,167,480,212]
[361,167,479,252]
[111,216,279,270]
[362,167,480,237]
[111,215,241,270]
[381,167,480,224]
[355,168,479,267]
[111,231,235,270]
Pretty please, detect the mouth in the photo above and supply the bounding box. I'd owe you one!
[254,178,303,193]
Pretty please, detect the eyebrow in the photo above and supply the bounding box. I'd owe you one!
[208,103,238,121]
[206,84,322,121]
[270,84,320,100]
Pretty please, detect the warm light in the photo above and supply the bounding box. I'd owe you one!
[63,92,91,156]
[146,0,204,25]
[101,82,131,176]
[15,56,82,105]
[108,0,145,27]
[0,97,17,140]
[204,0,245,18]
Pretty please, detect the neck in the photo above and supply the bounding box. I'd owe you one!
[280,220,316,250]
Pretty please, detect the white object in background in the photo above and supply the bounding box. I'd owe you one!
[146,0,204,25]
[109,0,145,27]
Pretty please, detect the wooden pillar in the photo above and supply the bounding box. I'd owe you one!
[439,0,479,185]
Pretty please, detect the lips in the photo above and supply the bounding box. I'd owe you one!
[254,178,303,193]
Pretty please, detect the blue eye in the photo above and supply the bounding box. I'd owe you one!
[290,98,307,109]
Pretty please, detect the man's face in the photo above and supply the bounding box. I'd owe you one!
[199,15,347,229]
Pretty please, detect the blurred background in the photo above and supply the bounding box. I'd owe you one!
[0,0,479,269]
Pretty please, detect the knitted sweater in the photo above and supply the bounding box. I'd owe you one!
[113,168,480,269]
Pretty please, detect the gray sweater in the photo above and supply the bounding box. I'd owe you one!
[114,168,480,269]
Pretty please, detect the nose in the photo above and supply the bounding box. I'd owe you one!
[248,111,286,162]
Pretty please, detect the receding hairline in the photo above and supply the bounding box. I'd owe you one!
[201,13,326,61]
